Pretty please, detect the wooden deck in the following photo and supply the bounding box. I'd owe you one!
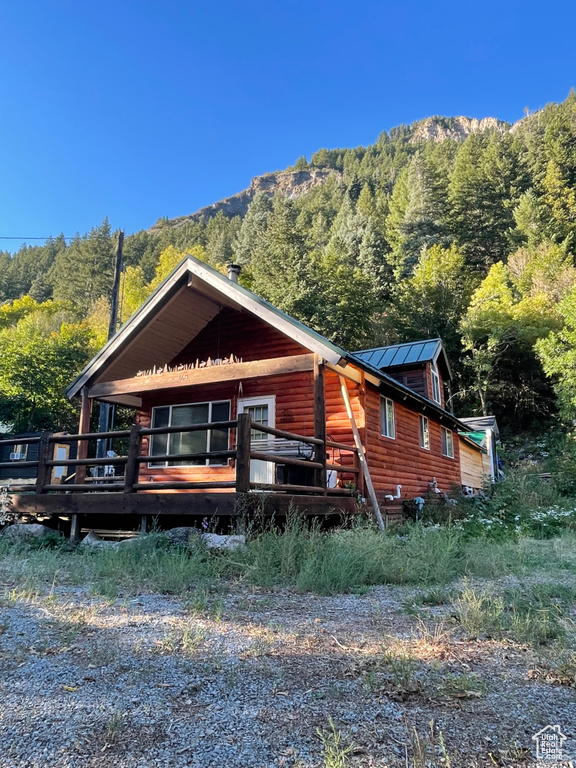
[1,415,362,531]
[8,490,359,519]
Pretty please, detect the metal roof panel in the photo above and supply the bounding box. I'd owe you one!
[354,339,443,370]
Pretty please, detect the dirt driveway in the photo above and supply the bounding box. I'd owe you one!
[0,579,574,767]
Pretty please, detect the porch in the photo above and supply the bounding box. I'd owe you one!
[1,414,363,533]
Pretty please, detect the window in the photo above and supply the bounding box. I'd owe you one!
[9,444,28,461]
[441,427,454,458]
[149,401,230,467]
[431,362,441,404]
[380,397,395,439]
[419,415,430,450]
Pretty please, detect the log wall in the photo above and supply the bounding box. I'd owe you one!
[131,311,462,498]
[136,370,317,486]
[172,307,305,365]
[363,383,461,501]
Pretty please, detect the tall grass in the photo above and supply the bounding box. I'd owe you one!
[2,520,575,596]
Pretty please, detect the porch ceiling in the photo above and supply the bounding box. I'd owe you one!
[95,285,222,384]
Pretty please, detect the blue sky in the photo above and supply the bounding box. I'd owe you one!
[1,0,575,251]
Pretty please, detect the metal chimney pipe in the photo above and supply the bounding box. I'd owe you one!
[227,264,241,283]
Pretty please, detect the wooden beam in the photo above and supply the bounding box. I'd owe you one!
[359,371,367,498]
[10,492,239,517]
[70,514,80,542]
[35,432,51,494]
[8,491,358,518]
[325,361,379,387]
[88,354,316,398]
[235,412,251,493]
[314,355,327,492]
[76,388,92,484]
[326,361,362,384]
[124,425,141,493]
[338,375,385,532]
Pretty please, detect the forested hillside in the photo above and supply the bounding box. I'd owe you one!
[3,93,576,434]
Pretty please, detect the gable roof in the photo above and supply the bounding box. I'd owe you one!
[354,339,452,379]
[460,415,500,439]
[66,256,347,400]
[66,255,470,431]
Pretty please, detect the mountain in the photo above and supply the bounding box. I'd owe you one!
[409,115,511,143]
[149,168,341,232]
[154,114,514,230]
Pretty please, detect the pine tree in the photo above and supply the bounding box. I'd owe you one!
[51,220,115,311]
[449,133,522,270]
[234,193,273,266]
[386,153,447,278]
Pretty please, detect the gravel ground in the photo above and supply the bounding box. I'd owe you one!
[0,580,575,768]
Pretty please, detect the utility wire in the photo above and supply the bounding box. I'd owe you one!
[0,235,115,241]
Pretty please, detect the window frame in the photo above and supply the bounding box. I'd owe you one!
[10,444,29,461]
[148,399,231,468]
[441,427,454,459]
[380,396,396,440]
[430,361,442,404]
[419,415,430,450]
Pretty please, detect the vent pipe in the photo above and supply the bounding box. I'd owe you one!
[227,264,241,283]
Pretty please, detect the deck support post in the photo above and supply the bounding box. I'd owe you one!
[338,375,385,532]
[70,514,80,542]
[235,413,252,493]
[313,355,327,494]
[76,388,92,485]
[140,515,148,534]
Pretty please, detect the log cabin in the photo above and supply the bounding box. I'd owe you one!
[6,255,488,529]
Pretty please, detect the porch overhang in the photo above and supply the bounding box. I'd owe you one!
[67,256,346,402]
[87,353,316,406]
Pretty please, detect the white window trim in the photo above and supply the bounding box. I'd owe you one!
[380,396,396,440]
[441,427,454,459]
[431,362,441,404]
[149,399,231,468]
[419,415,430,450]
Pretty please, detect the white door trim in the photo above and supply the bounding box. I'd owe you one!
[237,396,276,484]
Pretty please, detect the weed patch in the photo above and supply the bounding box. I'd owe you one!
[453,582,567,645]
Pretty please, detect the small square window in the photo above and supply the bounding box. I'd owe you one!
[380,397,395,439]
[419,415,430,450]
[441,427,454,458]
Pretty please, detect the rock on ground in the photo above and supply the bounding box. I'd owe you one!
[79,530,118,549]
[202,533,245,551]
[0,523,60,541]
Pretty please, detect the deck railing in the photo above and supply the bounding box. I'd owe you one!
[0,414,359,497]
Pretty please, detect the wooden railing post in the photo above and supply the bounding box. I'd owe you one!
[35,432,51,494]
[235,413,252,493]
[313,355,327,493]
[76,388,92,484]
[124,425,142,493]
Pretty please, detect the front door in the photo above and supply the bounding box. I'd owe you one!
[237,396,275,484]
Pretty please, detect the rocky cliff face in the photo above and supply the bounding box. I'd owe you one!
[409,115,511,143]
[152,114,518,232]
[152,168,340,231]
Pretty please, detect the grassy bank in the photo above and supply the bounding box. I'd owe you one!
[1,522,575,598]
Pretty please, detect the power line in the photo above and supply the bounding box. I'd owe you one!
[0,235,114,240]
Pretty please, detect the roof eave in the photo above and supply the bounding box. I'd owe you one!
[344,353,469,431]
